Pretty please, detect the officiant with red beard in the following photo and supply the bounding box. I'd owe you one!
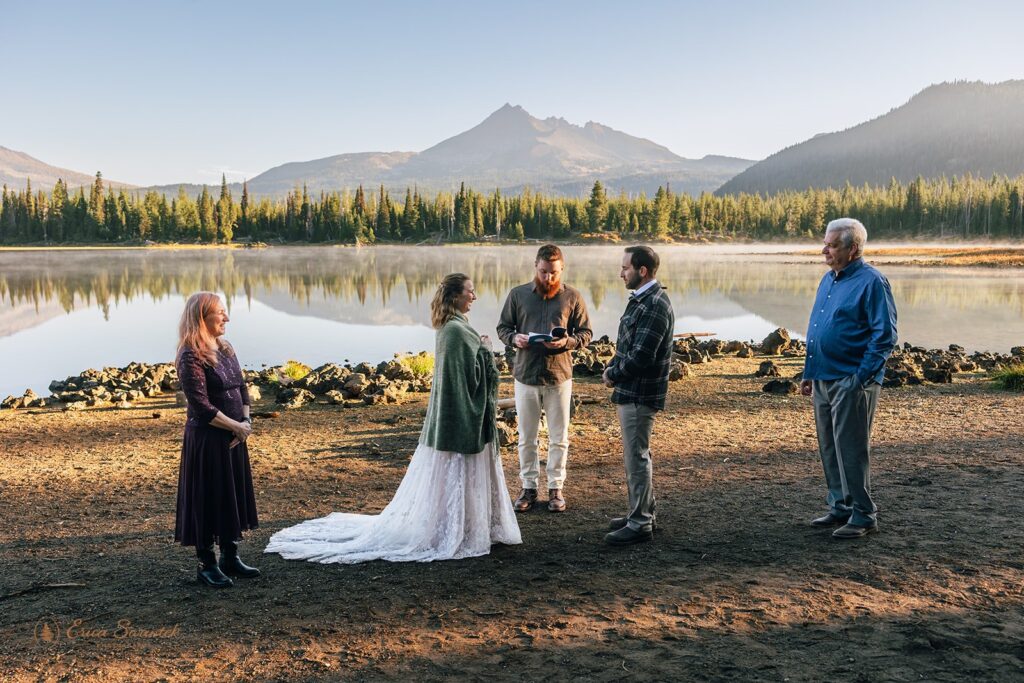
[497,244,592,514]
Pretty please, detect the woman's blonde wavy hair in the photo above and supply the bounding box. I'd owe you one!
[430,273,469,329]
[177,291,232,365]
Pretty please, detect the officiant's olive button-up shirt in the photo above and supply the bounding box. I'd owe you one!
[497,283,593,386]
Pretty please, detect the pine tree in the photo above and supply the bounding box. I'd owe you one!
[0,184,12,242]
[216,174,235,243]
[68,188,88,241]
[48,179,68,242]
[102,187,125,240]
[174,186,201,241]
[401,187,420,238]
[301,184,312,240]
[88,172,105,238]
[550,203,571,236]
[141,190,164,241]
[452,182,476,240]
[198,186,216,242]
[587,180,609,231]
[239,180,250,239]
[375,184,392,239]
[353,185,367,218]
[473,195,484,237]
[491,188,504,238]
[22,178,38,241]
[652,185,671,237]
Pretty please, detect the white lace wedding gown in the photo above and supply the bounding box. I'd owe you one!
[264,441,521,564]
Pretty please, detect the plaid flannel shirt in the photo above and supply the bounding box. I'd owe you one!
[607,282,675,410]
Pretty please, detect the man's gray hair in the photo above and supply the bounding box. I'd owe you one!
[825,218,868,250]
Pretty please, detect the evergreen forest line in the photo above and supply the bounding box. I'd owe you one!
[2,172,1024,245]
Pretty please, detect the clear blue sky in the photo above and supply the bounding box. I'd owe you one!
[3,0,1023,186]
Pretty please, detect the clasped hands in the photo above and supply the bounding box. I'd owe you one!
[230,419,252,448]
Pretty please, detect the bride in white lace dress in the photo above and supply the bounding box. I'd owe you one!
[265,273,521,563]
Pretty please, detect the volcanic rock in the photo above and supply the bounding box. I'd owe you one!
[761,328,792,355]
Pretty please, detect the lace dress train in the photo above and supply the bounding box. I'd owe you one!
[264,442,521,564]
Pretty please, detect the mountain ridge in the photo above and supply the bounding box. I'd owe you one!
[235,103,753,197]
[716,80,1024,195]
[5,105,753,198]
[0,146,134,191]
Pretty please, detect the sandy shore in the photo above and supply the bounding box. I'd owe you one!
[1,356,1022,681]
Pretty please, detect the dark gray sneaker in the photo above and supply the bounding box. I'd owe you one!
[604,525,653,546]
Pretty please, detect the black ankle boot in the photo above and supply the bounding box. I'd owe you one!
[196,544,233,588]
[219,540,261,578]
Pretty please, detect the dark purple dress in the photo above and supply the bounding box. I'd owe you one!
[174,346,258,547]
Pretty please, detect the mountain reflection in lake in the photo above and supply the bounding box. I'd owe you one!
[2,245,1024,397]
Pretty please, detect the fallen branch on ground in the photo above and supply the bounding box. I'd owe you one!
[0,583,86,601]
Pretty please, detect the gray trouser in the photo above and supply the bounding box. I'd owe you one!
[617,403,658,532]
[813,376,880,527]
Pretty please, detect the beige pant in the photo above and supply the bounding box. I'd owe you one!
[514,380,572,490]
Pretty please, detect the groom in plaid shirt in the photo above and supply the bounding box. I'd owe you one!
[602,245,675,546]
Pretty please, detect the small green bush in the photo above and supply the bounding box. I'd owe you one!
[280,360,311,381]
[398,352,434,378]
[990,364,1024,391]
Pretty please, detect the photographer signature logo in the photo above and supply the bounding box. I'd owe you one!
[34,619,61,643]
[34,617,179,643]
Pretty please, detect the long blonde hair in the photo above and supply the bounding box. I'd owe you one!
[430,273,469,329]
[177,291,230,365]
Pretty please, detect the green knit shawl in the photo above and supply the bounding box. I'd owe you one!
[419,312,498,454]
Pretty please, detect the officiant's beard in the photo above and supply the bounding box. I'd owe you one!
[534,275,561,300]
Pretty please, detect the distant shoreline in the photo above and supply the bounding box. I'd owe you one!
[3,240,1024,267]
[784,246,1024,268]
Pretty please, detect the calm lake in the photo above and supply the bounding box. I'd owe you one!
[2,245,1023,398]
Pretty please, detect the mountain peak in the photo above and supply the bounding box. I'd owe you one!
[487,103,529,119]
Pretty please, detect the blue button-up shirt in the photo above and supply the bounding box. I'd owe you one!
[803,258,898,386]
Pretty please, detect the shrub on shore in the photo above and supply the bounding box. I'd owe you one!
[397,352,434,378]
[990,364,1024,391]
[278,360,311,382]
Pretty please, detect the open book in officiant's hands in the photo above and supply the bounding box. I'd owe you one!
[528,327,567,344]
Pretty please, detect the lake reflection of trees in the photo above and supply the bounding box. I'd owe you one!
[2,246,1024,318]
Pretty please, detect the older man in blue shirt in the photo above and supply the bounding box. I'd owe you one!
[800,218,897,540]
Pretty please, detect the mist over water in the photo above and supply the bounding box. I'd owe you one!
[2,245,1023,397]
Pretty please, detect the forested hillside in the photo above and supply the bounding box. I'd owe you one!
[717,81,1024,195]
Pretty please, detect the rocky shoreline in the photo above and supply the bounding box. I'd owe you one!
[5,329,1021,413]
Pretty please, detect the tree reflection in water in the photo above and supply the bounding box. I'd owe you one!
[1,245,1023,352]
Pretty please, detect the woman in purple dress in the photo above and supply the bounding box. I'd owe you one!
[174,291,260,588]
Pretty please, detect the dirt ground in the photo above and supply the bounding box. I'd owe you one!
[1,356,1022,682]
